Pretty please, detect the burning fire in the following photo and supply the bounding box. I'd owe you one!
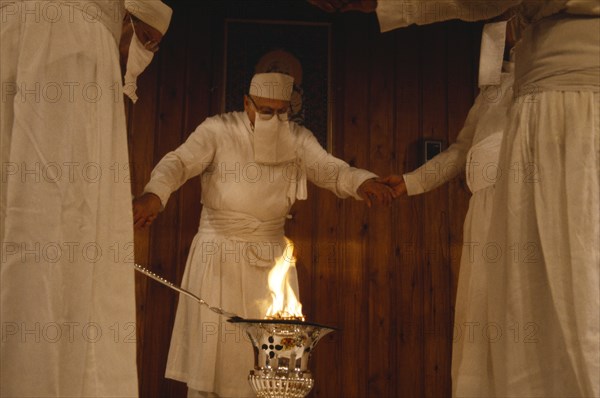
[265,238,305,321]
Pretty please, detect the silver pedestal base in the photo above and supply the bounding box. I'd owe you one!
[249,370,314,398]
[228,318,336,398]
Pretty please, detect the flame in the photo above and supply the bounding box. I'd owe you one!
[265,238,304,320]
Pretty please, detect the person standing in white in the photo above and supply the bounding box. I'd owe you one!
[383,24,515,396]
[308,1,599,396]
[0,1,171,396]
[133,72,395,397]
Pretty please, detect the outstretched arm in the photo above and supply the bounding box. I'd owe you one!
[307,0,376,13]
[307,0,521,32]
[142,119,218,209]
[300,130,394,206]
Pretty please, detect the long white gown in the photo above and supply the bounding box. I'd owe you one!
[403,65,514,397]
[488,13,599,397]
[0,2,138,397]
[375,1,599,396]
[144,111,377,397]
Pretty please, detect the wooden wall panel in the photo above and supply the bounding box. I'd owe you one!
[393,25,425,398]
[366,21,396,398]
[420,24,451,398]
[309,185,343,398]
[308,15,345,397]
[128,2,482,397]
[338,13,371,398]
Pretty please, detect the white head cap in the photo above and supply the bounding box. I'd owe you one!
[125,0,173,35]
[249,73,294,101]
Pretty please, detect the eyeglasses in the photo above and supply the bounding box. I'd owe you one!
[247,95,290,121]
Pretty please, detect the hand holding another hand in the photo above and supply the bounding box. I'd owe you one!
[376,175,407,198]
[357,178,395,207]
[307,0,377,13]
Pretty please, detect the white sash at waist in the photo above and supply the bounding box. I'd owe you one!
[199,207,285,243]
[466,132,503,193]
[514,15,599,96]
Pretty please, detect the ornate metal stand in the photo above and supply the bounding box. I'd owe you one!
[229,318,335,398]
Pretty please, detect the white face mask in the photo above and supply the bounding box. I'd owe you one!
[123,21,154,103]
[252,114,293,164]
[478,21,507,87]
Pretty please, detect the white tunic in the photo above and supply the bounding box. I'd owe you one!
[1,1,138,397]
[144,111,376,397]
[375,1,599,397]
[403,64,513,196]
[403,66,514,397]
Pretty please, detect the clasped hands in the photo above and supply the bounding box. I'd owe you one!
[306,0,377,13]
[357,174,407,207]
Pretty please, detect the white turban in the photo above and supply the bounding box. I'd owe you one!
[249,73,294,101]
[125,0,173,35]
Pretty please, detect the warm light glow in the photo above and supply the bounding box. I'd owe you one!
[265,238,304,321]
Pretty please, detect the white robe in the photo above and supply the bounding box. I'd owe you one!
[144,111,376,397]
[1,2,138,397]
[403,66,514,397]
[489,14,599,397]
[376,1,599,397]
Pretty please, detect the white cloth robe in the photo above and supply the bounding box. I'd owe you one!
[404,66,514,397]
[0,1,139,397]
[403,64,513,195]
[375,1,599,397]
[143,111,377,397]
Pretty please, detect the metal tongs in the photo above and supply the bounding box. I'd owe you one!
[133,263,242,320]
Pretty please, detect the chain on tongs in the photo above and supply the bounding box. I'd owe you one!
[133,263,241,320]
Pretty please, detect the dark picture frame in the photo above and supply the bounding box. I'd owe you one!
[223,19,333,151]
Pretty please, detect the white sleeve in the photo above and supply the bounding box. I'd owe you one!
[403,93,484,195]
[565,0,600,15]
[376,0,522,32]
[143,119,218,208]
[300,131,377,200]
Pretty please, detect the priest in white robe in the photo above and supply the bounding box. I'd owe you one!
[0,1,171,396]
[133,72,394,398]
[390,55,514,397]
[308,1,599,396]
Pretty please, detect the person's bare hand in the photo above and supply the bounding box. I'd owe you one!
[133,193,162,229]
[307,0,377,13]
[339,0,377,12]
[307,0,346,12]
[357,178,395,207]
[376,175,407,198]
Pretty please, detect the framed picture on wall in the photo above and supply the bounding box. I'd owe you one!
[223,19,333,151]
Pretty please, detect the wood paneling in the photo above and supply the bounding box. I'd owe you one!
[129,2,478,397]
[338,12,371,398]
[393,24,425,398]
[420,23,451,398]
